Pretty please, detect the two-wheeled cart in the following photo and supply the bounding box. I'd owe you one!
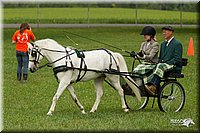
[121,56,188,112]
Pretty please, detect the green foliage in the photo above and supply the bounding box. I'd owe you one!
[3,8,198,24]
[3,27,198,131]
[3,3,198,12]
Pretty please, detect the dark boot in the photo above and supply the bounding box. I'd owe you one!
[17,73,22,81]
[23,74,28,81]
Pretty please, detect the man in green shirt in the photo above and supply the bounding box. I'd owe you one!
[145,26,183,95]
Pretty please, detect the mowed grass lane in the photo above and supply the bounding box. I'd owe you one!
[3,27,198,131]
[4,8,198,24]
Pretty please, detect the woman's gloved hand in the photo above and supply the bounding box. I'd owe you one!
[130,51,136,57]
[137,50,144,57]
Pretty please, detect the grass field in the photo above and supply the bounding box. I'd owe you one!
[3,27,198,132]
[4,7,198,24]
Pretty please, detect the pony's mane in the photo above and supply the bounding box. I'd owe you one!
[35,39,65,50]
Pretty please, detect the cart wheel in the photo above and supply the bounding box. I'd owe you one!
[124,95,149,110]
[158,81,185,112]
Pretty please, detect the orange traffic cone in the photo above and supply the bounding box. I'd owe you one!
[187,37,194,56]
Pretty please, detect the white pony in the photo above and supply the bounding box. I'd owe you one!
[28,39,141,115]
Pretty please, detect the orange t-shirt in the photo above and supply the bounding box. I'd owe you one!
[12,29,35,52]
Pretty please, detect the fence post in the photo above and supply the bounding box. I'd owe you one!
[180,3,183,27]
[37,3,40,37]
[135,3,138,25]
[87,3,90,28]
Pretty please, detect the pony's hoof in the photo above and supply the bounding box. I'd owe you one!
[47,111,53,116]
[81,110,86,114]
[90,110,96,113]
[123,108,129,113]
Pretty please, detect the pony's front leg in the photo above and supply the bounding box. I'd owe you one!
[47,74,72,116]
[67,85,86,114]
[90,77,104,113]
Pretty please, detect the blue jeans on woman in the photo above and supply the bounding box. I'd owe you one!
[16,51,29,80]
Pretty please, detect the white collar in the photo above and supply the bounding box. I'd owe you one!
[165,36,174,46]
[146,41,151,45]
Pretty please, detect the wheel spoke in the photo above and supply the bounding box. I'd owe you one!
[158,81,185,112]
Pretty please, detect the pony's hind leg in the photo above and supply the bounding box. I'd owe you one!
[106,75,129,112]
[90,77,104,113]
[67,85,86,114]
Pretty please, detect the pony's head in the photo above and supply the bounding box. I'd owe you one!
[28,42,44,73]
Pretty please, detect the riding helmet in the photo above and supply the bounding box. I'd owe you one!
[140,26,156,37]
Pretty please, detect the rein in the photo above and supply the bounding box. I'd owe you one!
[64,31,141,64]
[37,54,73,70]
[30,45,125,83]
[29,47,76,71]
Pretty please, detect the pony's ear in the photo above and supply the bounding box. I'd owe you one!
[30,42,35,47]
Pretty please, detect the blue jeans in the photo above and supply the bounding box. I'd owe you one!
[16,51,29,75]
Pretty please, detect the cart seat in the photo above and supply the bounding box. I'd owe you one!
[165,73,184,78]
[163,58,187,79]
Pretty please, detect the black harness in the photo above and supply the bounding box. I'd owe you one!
[30,46,120,83]
[53,48,88,83]
[29,46,44,66]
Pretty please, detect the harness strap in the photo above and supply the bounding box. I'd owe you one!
[65,47,74,69]
[37,55,68,70]
[53,65,68,83]
[100,48,120,72]
[76,57,87,82]
[65,47,68,67]
[36,49,41,65]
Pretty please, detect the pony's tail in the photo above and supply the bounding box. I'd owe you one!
[114,53,141,102]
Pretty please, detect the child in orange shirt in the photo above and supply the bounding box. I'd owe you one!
[12,23,36,81]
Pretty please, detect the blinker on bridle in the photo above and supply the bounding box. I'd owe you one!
[29,45,44,66]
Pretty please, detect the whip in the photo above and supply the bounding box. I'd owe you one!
[64,31,131,54]
[64,31,141,63]
[65,34,79,46]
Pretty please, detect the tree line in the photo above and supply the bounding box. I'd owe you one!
[3,3,198,12]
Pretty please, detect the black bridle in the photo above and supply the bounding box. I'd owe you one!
[29,45,44,66]
[29,45,76,72]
